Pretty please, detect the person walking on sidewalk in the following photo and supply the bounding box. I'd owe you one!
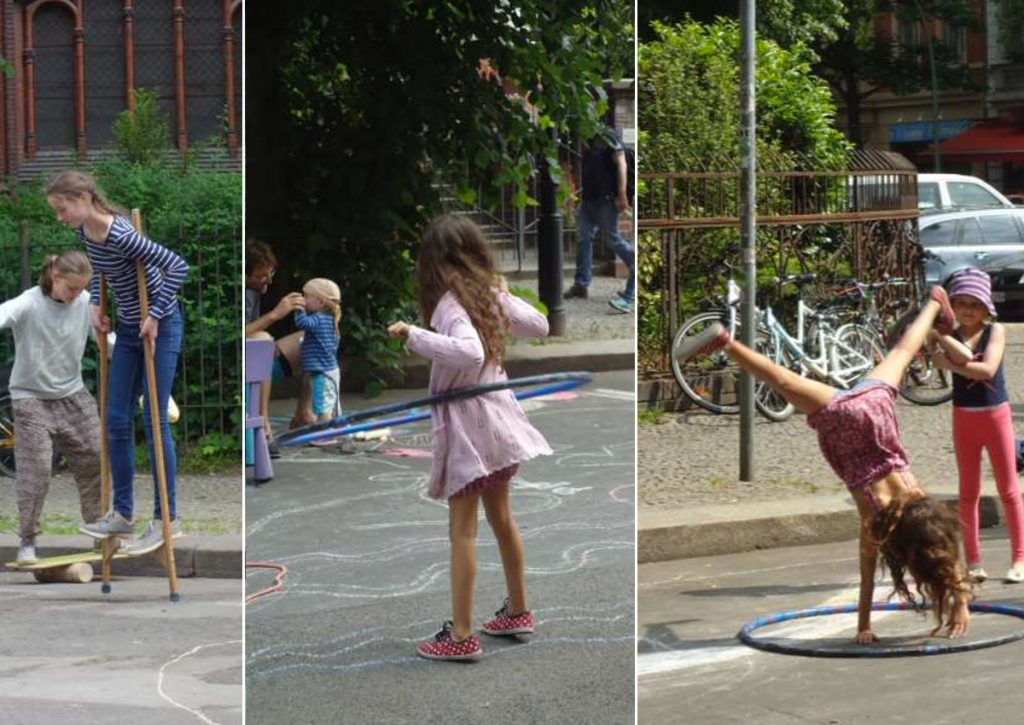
[1,252,103,564]
[676,287,972,644]
[928,268,1024,584]
[47,170,189,556]
[388,214,552,661]
[563,125,635,314]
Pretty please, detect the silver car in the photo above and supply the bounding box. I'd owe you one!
[919,207,1024,306]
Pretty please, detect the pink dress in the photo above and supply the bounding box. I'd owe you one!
[406,290,553,499]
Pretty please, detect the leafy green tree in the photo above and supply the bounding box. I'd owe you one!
[639,0,847,45]
[0,58,12,77]
[112,89,171,164]
[640,19,851,173]
[247,1,633,390]
[813,0,978,146]
[994,0,1024,61]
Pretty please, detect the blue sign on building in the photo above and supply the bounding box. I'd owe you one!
[890,120,973,143]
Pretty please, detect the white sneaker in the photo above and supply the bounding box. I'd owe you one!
[16,542,38,565]
[967,566,989,583]
[1005,564,1024,584]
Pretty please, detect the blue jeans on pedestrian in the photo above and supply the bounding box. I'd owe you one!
[574,197,635,302]
[108,305,184,520]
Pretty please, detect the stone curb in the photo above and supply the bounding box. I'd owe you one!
[638,494,1002,564]
[0,533,242,579]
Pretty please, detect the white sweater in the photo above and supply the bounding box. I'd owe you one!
[0,287,92,400]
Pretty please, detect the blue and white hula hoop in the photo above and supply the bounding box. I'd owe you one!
[738,601,1024,658]
[274,371,593,447]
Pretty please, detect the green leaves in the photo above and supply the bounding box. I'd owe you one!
[111,89,172,165]
[248,1,632,392]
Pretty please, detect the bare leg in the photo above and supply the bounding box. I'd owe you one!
[725,338,837,416]
[483,483,527,614]
[277,331,314,427]
[448,492,481,640]
[868,299,941,388]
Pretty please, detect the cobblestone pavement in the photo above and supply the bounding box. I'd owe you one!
[508,274,635,345]
[640,322,1024,509]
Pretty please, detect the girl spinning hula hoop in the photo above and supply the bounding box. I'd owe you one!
[388,214,553,662]
[676,287,973,644]
[46,170,189,557]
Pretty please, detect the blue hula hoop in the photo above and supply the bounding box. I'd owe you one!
[738,601,1024,658]
[275,372,593,447]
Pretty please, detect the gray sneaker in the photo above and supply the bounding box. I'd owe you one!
[80,511,135,540]
[121,518,183,556]
[17,540,38,565]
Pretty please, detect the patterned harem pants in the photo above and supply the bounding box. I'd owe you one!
[12,389,102,541]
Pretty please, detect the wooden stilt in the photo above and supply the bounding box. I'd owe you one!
[97,275,115,594]
[132,209,180,602]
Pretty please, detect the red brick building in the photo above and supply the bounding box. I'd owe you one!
[0,0,242,181]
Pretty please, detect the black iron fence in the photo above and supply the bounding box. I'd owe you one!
[638,151,922,387]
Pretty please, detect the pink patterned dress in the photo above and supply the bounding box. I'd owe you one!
[806,381,911,509]
[405,290,553,499]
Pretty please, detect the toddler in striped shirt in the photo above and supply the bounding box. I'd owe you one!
[295,278,341,422]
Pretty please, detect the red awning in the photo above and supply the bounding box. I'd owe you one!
[921,122,1024,162]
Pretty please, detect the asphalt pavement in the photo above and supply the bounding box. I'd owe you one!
[0,575,243,725]
[638,530,1024,724]
[246,370,636,725]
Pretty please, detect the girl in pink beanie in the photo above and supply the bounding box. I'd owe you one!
[931,267,1024,584]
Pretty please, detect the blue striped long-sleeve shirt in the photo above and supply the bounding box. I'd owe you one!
[295,309,339,373]
[82,216,189,326]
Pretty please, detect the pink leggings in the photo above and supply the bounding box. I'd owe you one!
[953,403,1024,564]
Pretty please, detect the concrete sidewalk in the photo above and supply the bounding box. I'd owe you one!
[0,471,243,578]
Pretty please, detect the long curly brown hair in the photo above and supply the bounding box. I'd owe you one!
[416,214,508,365]
[872,492,971,631]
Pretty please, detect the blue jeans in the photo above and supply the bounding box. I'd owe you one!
[108,305,184,520]
[574,197,635,302]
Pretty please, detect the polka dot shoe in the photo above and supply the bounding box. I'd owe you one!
[481,598,535,636]
[417,621,482,661]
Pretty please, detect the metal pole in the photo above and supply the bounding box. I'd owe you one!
[739,0,757,482]
[913,0,942,171]
[537,134,566,336]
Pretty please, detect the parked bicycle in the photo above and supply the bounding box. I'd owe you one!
[669,261,788,419]
[672,268,888,422]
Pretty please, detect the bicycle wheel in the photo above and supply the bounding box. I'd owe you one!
[886,309,953,405]
[834,323,887,385]
[753,329,796,422]
[671,311,741,414]
[0,391,16,478]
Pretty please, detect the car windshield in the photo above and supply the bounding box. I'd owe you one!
[948,181,1004,208]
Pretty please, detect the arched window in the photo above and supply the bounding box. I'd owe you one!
[33,3,75,149]
[233,1,241,147]
[185,0,223,144]
[83,0,126,147]
[133,0,175,144]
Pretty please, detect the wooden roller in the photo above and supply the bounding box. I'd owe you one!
[33,563,94,584]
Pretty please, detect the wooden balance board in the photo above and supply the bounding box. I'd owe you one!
[5,551,139,583]
[5,551,132,571]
